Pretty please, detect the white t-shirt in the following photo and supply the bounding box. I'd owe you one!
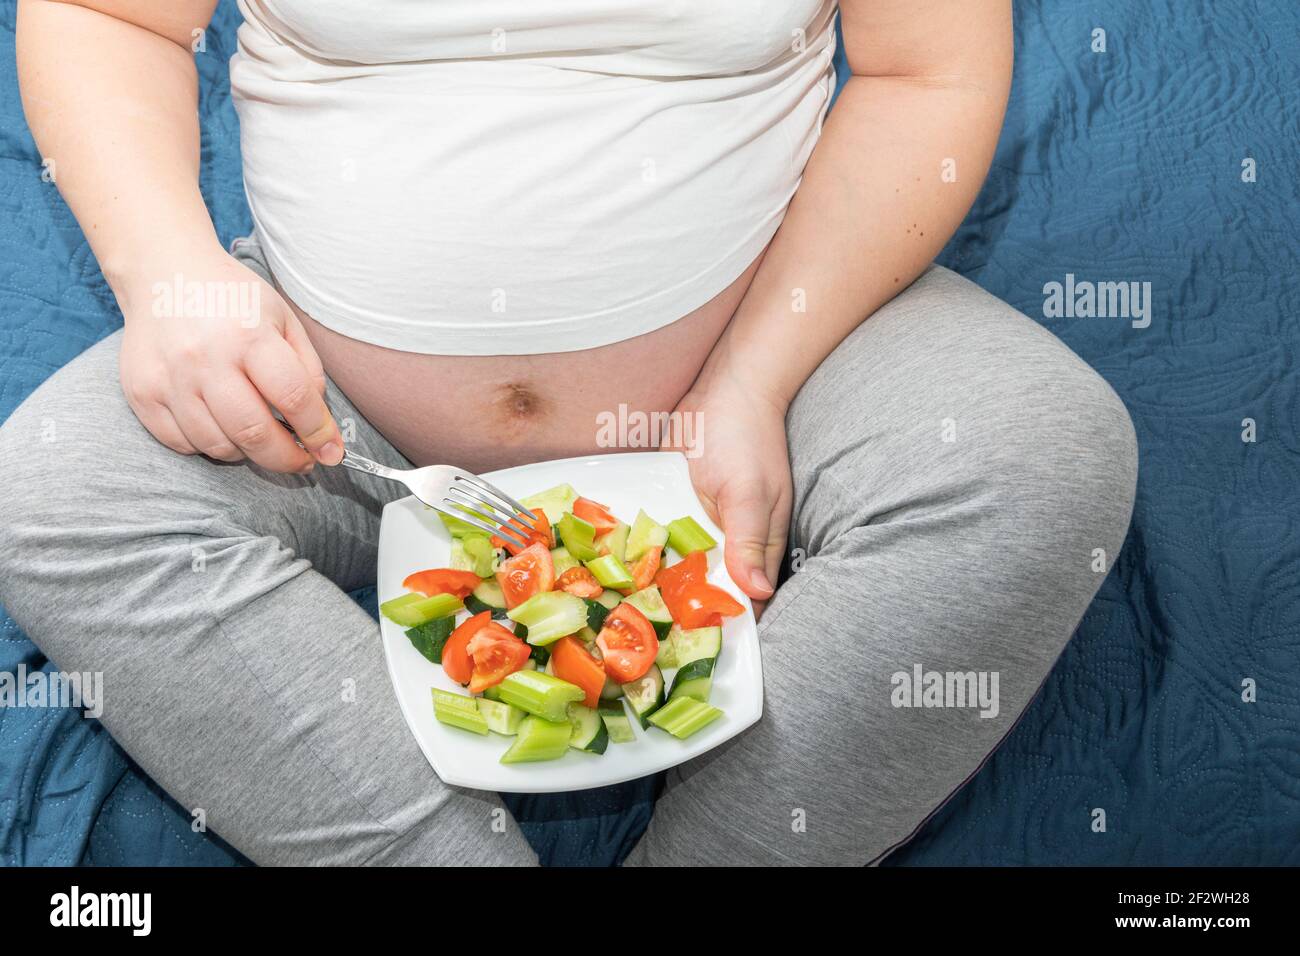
[230,0,838,355]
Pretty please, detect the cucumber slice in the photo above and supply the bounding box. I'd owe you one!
[583,597,612,632]
[494,670,585,722]
[500,715,572,763]
[669,657,714,703]
[519,483,579,524]
[665,516,717,555]
[622,585,674,640]
[476,697,525,735]
[550,546,580,577]
[380,592,464,628]
[567,703,610,754]
[672,625,722,668]
[432,688,489,735]
[599,675,624,700]
[595,589,623,610]
[626,509,670,563]
[598,699,636,743]
[556,513,600,561]
[648,696,723,738]
[620,664,665,729]
[465,578,510,619]
[507,590,588,646]
[655,633,679,669]
[404,617,456,664]
[595,521,630,564]
[585,554,633,590]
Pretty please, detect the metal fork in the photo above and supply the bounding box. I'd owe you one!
[277,421,537,550]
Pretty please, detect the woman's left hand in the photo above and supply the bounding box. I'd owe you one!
[666,367,792,616]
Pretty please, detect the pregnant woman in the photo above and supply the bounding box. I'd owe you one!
[2,0,1136,865]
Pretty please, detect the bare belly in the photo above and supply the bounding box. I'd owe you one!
[286,254,763,473]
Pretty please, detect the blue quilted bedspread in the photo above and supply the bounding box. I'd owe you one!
[2,0,1297,867]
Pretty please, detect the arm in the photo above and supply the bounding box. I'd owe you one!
[17,0,342,470]
[678,0,1013,603]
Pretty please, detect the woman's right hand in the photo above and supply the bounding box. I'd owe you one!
[116,247,344,473]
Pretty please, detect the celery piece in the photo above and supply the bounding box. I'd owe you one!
[596,521,630,564]
[584,554,634,590]
[665,516,717,555]
[626,509,670,563]
[494,670,585,722]
[380,592,464,627]
[437,504,498,538]
[404,617,456,664]
[550,546,580,577]
[500,715,573,763]
[556,513,600,561]
[432,689,489,735]
[476,697,525,736]
[647,696,723,738]
[507,591,588,646]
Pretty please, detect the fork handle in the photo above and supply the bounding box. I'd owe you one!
[335,448,405,482]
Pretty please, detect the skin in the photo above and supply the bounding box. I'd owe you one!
[17,0,1012,614]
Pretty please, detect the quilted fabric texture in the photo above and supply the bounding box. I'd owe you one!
[1,0,1296,867]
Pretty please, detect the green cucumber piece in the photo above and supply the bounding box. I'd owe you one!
[595,521,630,564]
[500,715,572,763]
[622,585,674,640]
[476,697,525,735]
[465,578,510,619]
[669,657,714,703]
[584,554,634,590]
[626,509,670,563]
[550,546,580,577]
[599,675,624,700]
[673,625,722,668]
[494,670,585,722]
[507,590,588,646]
[665,516,717,555]
[404,616,456,664]
[648,696,723,738]
[620,664,665,729]
[598,699,636,744]
[567,703,610,754]
[380,592,464,628]
[583,597,612,632]
[519,484,579,525]
[655,631,679,669]
[432,688,489,735]
[595,589,623,609]
[556,513,600,561]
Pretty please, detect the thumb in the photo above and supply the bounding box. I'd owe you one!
[717,482,777,600]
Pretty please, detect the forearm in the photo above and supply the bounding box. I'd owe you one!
[16,0,221,302]
[699,29,1011,409]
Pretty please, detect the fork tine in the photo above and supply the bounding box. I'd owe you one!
[451,472,535,526]
[432,504,530,551]
[447,481,536,530]
[445,485,520,528]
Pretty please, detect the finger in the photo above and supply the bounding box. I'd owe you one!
[172,396,244,462]
[242,336,343,465]
[282,311,327,396]
[202,371,315,473]
[136,401,197,456]
[717,482,778,600]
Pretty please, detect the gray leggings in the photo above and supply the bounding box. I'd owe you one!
[0,264,1136,866]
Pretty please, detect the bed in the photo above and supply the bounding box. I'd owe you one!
[1,0,1296,866]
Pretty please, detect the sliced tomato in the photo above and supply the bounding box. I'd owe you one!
[491,507,552,556]
[495,541,555,610]
[596,602,659,684]
[442,611,491,685]
[573,497,619,536]
[654,549,708,595]
[655,550,744,628]
[465,621,531,694]
[555,565,604,599]
[549,635,606,707]
[402,568,483,599]
[621,545,662,595]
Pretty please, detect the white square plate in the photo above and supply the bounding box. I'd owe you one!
[376,451,763,793]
